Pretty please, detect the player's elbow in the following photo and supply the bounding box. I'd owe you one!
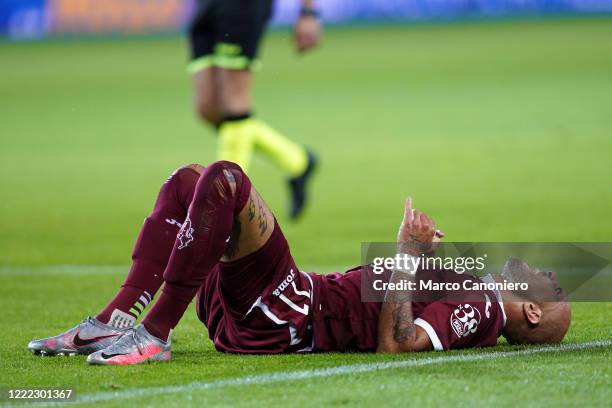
[397,340,427,353]
[377,340,422,354]
[376,340,401,353]
[378,328,433,353]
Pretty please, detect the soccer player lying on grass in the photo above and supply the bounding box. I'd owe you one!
[28,161,571,364]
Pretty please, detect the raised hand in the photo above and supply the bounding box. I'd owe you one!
[397,197,444,255]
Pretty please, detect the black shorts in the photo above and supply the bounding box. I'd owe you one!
[187,0,274,72]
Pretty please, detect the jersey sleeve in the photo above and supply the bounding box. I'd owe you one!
[414,300,500,351]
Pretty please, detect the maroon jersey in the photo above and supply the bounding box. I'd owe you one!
[195,222,505,354]
[310,266,507,352]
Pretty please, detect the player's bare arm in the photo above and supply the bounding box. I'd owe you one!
[377,198,438,353]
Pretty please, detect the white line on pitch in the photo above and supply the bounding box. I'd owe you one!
[0,265,347,277]
[19,339,611,407]
[0,265,126,276]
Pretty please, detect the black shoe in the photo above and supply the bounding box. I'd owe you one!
[288,150,318,219]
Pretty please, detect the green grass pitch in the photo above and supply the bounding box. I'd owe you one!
[1,17,611,407]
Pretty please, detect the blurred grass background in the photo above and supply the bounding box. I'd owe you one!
[1,17,611,268]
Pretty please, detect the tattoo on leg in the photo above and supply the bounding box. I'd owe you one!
[248,197,256,222]
[256,198,268,236]
[246,192,269,237]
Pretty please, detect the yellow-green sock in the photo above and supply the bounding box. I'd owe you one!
[251,119,308,177]
[217,116,308,177]
[217,118,256,171]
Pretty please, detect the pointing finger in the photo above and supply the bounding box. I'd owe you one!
[405,197,413,222]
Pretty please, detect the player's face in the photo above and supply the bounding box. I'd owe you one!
[501,259,565,302]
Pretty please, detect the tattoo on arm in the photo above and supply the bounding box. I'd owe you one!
[386,271,416,343]
[391,303,415,343]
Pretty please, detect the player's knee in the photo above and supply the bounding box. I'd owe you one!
[169,165,202,189]
[152,165,202,215]
[196,161,249,208]
[209,160,245,174]
[182,163,206,176]
[206,161,238,194]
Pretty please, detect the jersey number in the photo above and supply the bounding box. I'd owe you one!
[279,281,310,315]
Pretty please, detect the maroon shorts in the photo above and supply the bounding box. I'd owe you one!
[195,220,315,353]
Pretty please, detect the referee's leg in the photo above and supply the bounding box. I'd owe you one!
[190,0,316,218]
[188,0,222,128]
[193,67,222,127]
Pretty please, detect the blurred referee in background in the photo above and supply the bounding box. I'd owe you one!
[187,0,321,219]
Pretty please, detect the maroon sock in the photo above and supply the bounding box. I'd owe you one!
[96,166,201,328]
[143,161,251,341]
